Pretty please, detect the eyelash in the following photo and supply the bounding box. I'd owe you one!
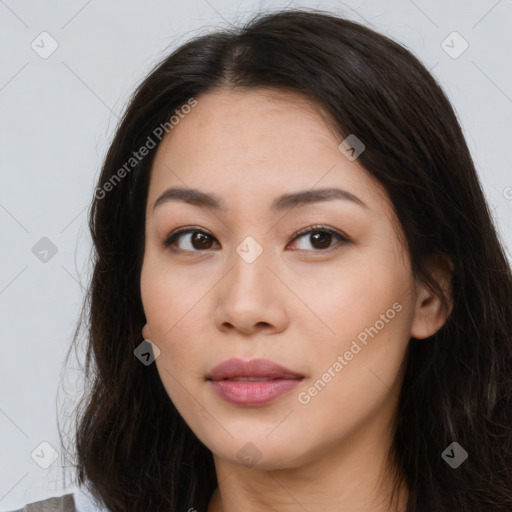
[162,224,351,254]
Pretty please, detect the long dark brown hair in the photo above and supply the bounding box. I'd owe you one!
[58,7,512,511]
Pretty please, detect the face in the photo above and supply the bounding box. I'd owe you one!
[140,87,444,471]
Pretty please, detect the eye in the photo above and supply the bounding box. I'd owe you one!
[162,224,350,253]
[288,225,350,252]
[163,227,219,252]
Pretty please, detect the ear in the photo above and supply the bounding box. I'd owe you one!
[410,253,454,340]
[142,322,152,340]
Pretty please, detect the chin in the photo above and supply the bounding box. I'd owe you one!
[205,434,309,471]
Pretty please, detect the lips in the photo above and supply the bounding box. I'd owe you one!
[206,358,304,381]
[206,358,305,407]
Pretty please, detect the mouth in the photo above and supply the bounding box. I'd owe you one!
[206,357,305,381]
[213,377,297,382]
[206,358,305,407]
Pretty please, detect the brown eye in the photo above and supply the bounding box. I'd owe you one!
[163,228,219,252]
[309,231,332,249]
[289,225,350,252]
[190,232,215,250]
[163,225,350,254]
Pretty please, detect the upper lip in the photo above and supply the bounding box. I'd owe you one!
[206,358,304,381]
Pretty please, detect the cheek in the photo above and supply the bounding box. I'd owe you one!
[294,315,409,445]
[150,306,206,413]
[293,258,406,344]
[140,267,205,395]
[141,254,206,337]
[293,254,413,403]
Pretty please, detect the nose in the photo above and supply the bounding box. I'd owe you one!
[213,247,289,336]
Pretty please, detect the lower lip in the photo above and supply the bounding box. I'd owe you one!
[209,378,303,407]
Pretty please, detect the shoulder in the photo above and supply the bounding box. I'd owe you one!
[73,485,109,512]
[8,487,108,512]
[8,493,75,511]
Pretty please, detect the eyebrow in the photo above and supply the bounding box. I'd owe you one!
[153,187,368,212]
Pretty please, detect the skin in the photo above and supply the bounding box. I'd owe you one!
[140,87,453,512]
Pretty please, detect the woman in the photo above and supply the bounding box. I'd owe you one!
[61,7,512,512]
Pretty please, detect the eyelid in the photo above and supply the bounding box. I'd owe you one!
[287,224,350,253]
[162,226,219,251]
[291,224,347,241]
[162,224,351,252]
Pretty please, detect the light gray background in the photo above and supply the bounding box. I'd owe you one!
[1,0,511,509]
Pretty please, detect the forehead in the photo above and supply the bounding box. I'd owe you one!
[190,86,337,128]
[147,87,390,216]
